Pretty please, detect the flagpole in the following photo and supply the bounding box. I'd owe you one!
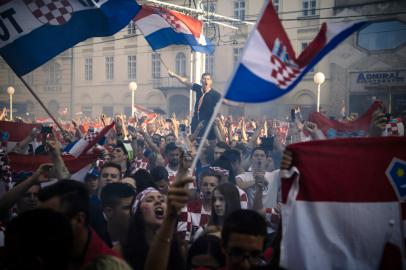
[17,75,65,131]
[190,0,271,172]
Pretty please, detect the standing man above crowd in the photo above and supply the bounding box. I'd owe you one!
[169,71,221,141]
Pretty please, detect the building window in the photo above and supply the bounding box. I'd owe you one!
[176,52,186,76]
[102,106,114,117]
[105,56,114,80]
[233,47,243,66]
[272,0,280,13]
[152,53,161,78]
[127,20,137,35]
[357,20,406,51]
[82,105,92,117]
[205,53,214,77]
[85,57,92,81]
[128,55,136,80]
[302,0,316,17]
[234,0,245,20]
[46,62,61,85]
[301,42,315,72]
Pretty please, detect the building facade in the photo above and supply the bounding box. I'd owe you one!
[1,0,405,120]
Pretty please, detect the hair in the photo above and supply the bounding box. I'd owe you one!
[115,142,128,155]
[221,209,267,248]
[186,235,225,270]
[100,162,122,177]
[150,166,169,183]
[201,72,212,79]
[132,169,155,193]
[222,149,241,164]
[13,174,41,189]
[211,156,236,184]
[210,183,241,227]
[215,141,230,150]
[83,255,132,270]
[165,133,176,140]
[38,180,90,224]
[100,183,136,209]
[4,208,73,270]
[250,146,269,158]
[123,207,185,270]
[203,147,215,165]
[164,142,180,155]
[199,171,221,186]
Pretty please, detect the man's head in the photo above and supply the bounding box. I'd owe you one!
[165,133,177,145]
[214,141,230,161]
[84,171,100,195]
[150,166,169,194]
[38,180,90,238]
[4,208,73,270]
[200,171,220,200]
[250,147,268,171]
[165,142,181,168]
[14,177,41,214]
[111,143,128,164]
[100,162,122,186]
[100,183,135,235]
[201,72,213,93]
[221,210,267,270]
[222,149,241,175]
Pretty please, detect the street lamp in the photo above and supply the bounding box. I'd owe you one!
[7,86,15,120]
[128,81,138,117]
[313,72,325,112]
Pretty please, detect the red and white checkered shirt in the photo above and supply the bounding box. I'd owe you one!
[177,199,211,242]
[237,186,248,209]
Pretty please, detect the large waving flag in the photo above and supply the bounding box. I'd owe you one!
[0,121,40,152]
[0,0,141,76]
[281,137,406,270]
[134,5,214,54]
[225,0,368,102]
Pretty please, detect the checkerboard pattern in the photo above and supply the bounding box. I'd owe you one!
[84,131,100,143]
[177,199,211,242]
[162,13,183,32]
[270,55,301,88]
[386,122,404,136]
[24,0,73,26]
[0,149,12,184]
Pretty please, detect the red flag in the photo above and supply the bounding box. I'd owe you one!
[307,101,382,137]
[281,137,406,270]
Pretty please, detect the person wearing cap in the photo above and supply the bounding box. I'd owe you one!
[85,168,101,197]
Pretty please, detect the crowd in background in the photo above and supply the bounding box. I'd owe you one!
[0,100,404,270]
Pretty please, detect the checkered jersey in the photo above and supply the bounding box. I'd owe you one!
[385,122,404,136]
[130,157,149,174]
[177,199,211,242]
[24,0,73,26]
[237,186,248,209]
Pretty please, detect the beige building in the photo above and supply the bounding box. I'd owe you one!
[1,0,405,120]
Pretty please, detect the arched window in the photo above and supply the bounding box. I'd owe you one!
[176,52,186,76]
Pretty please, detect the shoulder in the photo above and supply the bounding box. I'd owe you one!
[192,83,201,92]
[236,172,251,181]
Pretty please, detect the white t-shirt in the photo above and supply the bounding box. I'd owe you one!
[236,169,280,210]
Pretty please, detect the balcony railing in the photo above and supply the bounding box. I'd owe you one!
[152,77,188,90]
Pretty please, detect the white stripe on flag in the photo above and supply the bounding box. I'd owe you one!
[281,201,403,270]
[71,164,92,182]
[68,139,89,158]
[136,14,172,36]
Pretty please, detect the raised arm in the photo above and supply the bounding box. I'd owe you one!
[168,70,193,89]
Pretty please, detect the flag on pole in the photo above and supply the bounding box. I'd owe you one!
[134,5,214,54]
[281,137,406,270]
[225,0,368,102]
[0,0,141,76]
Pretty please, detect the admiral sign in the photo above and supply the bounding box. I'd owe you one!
[350,70,406,92]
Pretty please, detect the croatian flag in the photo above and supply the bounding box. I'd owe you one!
[64,122,115,158]
[134,5,214,54]
[225,0,368,102]
[0,0,141,76]
[281,137,406,270]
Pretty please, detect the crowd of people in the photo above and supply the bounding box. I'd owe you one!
[0,71,405,270]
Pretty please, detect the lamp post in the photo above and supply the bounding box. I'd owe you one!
[128,81,138,117]
[7,86,15,120]
[313,72,325,112]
